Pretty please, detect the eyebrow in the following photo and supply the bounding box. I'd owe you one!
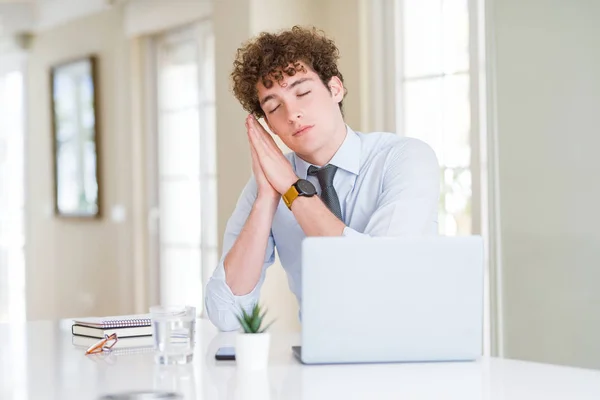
[259,77,314,106]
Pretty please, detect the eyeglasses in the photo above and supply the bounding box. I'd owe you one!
[85,333,118,355]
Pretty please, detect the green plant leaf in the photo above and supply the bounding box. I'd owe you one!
[252,303,261,320]
[237,307,254,333]
[235,303,271,334]
[236,314,252,333]
[250,314,263,333]
[240,307,250,322]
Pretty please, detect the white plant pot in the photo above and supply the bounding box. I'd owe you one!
[235,332,271,371]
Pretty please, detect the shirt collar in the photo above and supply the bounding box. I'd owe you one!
[294,125,361,179]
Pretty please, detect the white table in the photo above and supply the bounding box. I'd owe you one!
[1,319,599,399]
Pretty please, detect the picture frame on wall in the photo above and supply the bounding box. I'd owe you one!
[50,55,101,218]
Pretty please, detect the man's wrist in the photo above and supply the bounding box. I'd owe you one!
[255,193,280,208]
[289,193,312,211]
[278,174,299,195]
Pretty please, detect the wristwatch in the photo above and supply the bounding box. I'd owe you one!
[282,179,317,210]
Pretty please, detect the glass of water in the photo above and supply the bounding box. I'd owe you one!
[150,305,196,365]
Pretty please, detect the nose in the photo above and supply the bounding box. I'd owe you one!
[287,108,303,123]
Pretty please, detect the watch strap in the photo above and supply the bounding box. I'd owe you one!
[282,184,300,210]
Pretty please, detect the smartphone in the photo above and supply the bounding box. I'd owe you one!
[215,346,236,361]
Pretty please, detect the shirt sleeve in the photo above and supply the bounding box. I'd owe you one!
[204,176,276,331]
[343,138,440,237]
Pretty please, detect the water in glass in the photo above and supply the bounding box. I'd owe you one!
[150,305,196,365]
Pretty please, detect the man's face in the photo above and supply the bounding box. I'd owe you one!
[256,62,344,159]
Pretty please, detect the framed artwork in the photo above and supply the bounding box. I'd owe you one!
[50,55,101,218]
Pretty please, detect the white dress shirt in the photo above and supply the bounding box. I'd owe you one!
[205,126,440,331]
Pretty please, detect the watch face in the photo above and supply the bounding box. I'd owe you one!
[296,179,317,196]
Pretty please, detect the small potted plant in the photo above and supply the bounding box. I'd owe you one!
[235,303,274,370]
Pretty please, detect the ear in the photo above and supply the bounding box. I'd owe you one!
[327,76,344,104]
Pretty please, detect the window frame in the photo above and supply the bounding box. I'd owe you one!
[146,20,217,315]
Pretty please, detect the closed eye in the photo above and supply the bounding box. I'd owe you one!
[268,105,280,114]
[298,91,311,97]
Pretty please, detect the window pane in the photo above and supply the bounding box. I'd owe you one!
[201,33,215,103]
[159,109,200,177]
[440,167,472,235]
[155,23,215,316]
[201,104,216,176]
[160,181,201,245]
[1,134,24,209]
[403,0,443,78]
[404,74,472,236]
[159,40,198,110]
[404,78,443,162]
[0,69,26,323]
[442,73,471,168]
[404,75,470,168]
[443,0,470,74]
[202,177,218,248]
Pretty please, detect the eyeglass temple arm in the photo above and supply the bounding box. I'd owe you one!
[85,333,118,354]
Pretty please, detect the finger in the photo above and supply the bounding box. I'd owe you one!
[248,127,261,156]
[248,123,270,160]
[246,119,264,163]
[251,117,280,153]
[250,115,268,135]
[249,116,269,140]
[246,115,259,137]
[246,120,254,147]
[246,118,260,146]
[247,116,262,142]
[250,141,259,162]
[249,140,264,178]
[248,115,264,138]
[249,119,280,159]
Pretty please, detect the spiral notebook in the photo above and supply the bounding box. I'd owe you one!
[72,314,153,339]
[73,314,152,329]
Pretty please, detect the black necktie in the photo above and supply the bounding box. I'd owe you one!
[307,164,343,221]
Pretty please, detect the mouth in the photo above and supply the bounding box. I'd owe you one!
[293,125,314,137]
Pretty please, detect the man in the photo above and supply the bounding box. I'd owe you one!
[205,26,440,331]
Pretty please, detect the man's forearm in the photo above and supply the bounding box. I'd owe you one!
[291,195,346,237]
[224,196,278,295]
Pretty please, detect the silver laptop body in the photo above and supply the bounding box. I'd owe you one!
[296,236,484,364]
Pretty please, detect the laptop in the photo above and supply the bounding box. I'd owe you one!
[293,235,484,364]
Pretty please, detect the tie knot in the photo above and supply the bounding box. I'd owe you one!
[307,164,338,187]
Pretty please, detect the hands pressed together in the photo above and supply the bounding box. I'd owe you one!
[245,115,298,200]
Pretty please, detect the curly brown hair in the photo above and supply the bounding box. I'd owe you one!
[231,25,346,119]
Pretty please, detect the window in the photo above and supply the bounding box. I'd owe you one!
[394,0,491,355]
[0,51,28,400]
[152,22,217,312]
[0,62,26,323]
[396,0,473,236]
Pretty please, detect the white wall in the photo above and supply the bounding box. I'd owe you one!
[26,7,136,320]
[493,0,600,369]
